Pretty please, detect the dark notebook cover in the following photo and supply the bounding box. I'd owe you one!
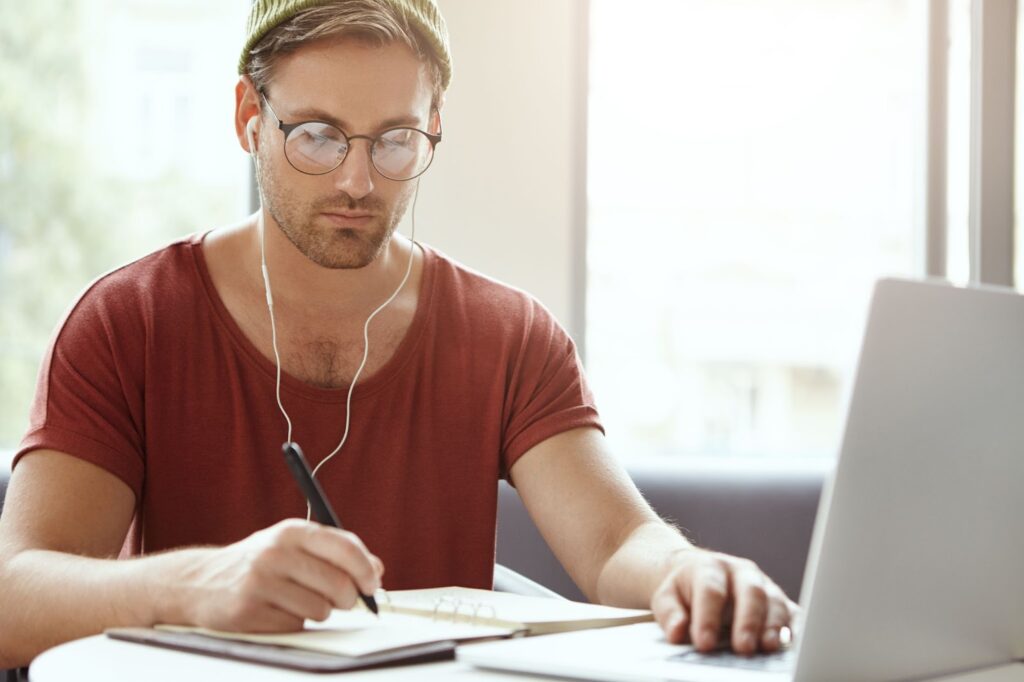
[105,627,456,673]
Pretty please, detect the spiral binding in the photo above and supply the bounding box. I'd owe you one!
[430,595,498,625]
[372,589,509,627]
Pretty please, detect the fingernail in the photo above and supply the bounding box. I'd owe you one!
[763,628,780,648]
[699,628,717,650]
[738,630,756,653]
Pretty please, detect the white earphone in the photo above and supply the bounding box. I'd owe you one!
[245,103,420,518]
[245,116,258,152]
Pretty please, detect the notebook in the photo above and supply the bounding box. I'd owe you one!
[379,586,653,636]
[105,625,458,673]
[107,586,652,670]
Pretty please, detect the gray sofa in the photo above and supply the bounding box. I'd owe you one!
[497,462,825,602]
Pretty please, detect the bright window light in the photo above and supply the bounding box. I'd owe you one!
[587,0,929,459]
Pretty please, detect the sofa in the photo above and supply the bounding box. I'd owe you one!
[496,461,826,602]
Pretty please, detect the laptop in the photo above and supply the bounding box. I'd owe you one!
[460,278,1024,682]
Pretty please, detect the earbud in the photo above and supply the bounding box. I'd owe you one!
[246,116,258,156]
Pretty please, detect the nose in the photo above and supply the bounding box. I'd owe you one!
[332,138,375,200]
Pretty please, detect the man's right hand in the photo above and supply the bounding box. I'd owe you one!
[176,519,384,633]
[0,452,387,666]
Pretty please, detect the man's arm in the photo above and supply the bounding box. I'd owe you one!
[509,427,797,655]
[0,450,382,668]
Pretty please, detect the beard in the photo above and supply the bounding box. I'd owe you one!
[258,151,413,270]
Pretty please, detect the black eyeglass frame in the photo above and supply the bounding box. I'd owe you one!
[259,91,443,181]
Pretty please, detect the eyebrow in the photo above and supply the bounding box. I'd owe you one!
[287,106,424,131]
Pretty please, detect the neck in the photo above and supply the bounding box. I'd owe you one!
[251,212,413,319]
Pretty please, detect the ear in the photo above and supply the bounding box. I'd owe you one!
[235,75,262,153]
[429,107,443,136]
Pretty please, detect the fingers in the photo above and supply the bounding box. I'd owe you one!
[265,546,361,610]
[657,550,795,656]
[188,521,387,634]
[273,520,382,597]
[688,560,730,652]
[261,574,335,622]
[650,575,689,644]
[761,595,798,652]
[371,554,385,579]
[728,563,769,655]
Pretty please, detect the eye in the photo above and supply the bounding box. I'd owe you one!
[380,129,416,149]
[301,130,330,146]
[295,123,346,147]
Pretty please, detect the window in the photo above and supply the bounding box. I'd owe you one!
[586,0,944,460]
[0,1,250,463]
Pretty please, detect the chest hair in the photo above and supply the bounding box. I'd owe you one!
[287,327,404,389]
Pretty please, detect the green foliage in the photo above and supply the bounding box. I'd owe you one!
[0,1,242,449]
[0,1,111,446]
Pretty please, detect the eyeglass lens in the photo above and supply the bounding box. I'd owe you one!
[284,122,434,180]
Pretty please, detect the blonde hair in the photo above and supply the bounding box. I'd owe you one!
[245,1,445,109]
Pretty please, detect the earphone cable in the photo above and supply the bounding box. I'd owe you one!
[250,117,421,521]
[310,180,420,485]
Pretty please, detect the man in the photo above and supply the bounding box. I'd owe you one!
[0,0,796,668]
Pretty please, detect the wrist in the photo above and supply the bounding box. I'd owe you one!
[131,547,206,626]
[596,522,697,606]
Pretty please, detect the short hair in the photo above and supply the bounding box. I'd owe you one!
[244,0,446,109]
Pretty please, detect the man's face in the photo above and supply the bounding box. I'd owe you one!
[256,37,436,269]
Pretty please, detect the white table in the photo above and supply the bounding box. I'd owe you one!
[28,635,559,682]
[31,632,1024,682]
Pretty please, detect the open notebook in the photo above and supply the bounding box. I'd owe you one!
[107,586,652,670]
[377,586,653,636]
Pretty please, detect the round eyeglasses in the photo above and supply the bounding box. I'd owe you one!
[260,92,442,181]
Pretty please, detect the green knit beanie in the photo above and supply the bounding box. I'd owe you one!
[238,0,452,91]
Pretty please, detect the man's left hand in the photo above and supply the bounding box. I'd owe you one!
[650,548,799,655]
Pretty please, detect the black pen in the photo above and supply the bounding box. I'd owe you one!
[282,442,379,616]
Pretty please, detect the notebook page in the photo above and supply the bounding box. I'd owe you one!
[383,586,653,634]
[157,610,515,657]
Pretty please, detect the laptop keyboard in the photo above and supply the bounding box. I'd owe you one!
[667,646,796,673]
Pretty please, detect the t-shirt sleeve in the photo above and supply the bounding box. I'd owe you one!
[13,278,146,499]
[500,298,603,478]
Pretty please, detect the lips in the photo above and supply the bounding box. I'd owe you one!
[320,211,375,228]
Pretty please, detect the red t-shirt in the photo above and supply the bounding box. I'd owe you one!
[15,234,602,590]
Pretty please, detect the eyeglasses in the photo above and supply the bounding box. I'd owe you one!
[260,92,442,181]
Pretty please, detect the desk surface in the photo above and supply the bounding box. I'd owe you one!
[29,635,558,682]
[32,632,1024,682]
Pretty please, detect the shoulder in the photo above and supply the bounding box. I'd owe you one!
[420,244,580,370]
[58,235,203,342]
[84,235,200,302]
[423,244,560,331]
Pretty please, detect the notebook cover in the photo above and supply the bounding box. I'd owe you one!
[105,627,456,673]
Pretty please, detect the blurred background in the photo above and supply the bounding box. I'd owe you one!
[0,0,1019,469]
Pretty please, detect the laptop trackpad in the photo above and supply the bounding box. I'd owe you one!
[667,647,797,674]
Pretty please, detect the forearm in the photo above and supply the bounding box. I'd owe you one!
[0,547,201,668]
[594,520,695,608]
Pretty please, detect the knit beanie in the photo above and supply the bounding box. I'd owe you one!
[238,0,452,90]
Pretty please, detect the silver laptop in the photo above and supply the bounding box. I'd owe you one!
[461,278,1024,682]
